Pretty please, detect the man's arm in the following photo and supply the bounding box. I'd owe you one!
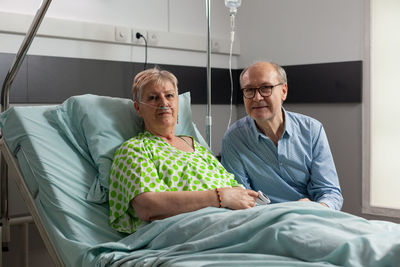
[307,125,343,210]
[221,134,252,189]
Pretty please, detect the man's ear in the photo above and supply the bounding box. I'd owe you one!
[281,83,288,101]
[134,101,142,117]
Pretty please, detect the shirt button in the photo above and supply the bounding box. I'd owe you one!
[280,162,283,166]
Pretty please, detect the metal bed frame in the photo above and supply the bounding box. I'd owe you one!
[0,1,213,266]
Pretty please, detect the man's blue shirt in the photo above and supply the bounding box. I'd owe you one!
[221,110,343,210]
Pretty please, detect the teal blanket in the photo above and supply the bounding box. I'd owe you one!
[83,202,400,267]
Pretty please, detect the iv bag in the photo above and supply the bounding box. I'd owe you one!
[225,0,241,9]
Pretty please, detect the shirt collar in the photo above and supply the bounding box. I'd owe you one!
[248,116,262,139]
[248,107,292,139]
[282,107,292,137]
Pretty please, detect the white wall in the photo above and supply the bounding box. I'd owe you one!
[0,0,238,68]
[366,0,400,213]
[0,0,231,37]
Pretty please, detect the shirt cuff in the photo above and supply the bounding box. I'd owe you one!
[316,195,341,210]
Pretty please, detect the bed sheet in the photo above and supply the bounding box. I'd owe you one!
[83,202,400,267]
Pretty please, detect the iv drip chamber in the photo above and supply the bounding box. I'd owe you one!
[225,0,241,14]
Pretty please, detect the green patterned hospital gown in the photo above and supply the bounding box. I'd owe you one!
[109,131,240,233]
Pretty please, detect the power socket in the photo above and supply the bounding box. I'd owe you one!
[115,26,130,43]
[147,31,159,46]
[132,29,147,45]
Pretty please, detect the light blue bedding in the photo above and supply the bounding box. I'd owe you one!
[82,202,400,267]
[0,104,125,266]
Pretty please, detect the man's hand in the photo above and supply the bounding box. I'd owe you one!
[298,197,311,202]
[298,198,328,208]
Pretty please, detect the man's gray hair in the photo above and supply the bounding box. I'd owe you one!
[239,62,287,87]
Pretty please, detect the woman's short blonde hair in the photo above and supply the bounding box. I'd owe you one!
[132,67,178,101]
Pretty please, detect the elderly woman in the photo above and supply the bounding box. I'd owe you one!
[109,67,258,233]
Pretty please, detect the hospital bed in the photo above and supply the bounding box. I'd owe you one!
[1,94,400,267]
[1,1,400,267]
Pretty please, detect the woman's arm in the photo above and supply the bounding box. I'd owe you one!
[132,187,258,221]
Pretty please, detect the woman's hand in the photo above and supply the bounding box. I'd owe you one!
[219,187,258,210]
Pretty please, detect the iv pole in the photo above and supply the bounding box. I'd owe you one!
[205,0,212,149]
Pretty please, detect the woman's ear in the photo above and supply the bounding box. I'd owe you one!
[134,101,142,117]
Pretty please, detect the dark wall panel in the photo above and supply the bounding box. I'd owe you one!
[284,61,362,103]
[1,53,362,104]
[27,55,134,103]
[0,53,28,103]
[158,64,241,104]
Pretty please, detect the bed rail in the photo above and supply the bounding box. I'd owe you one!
[0,138,63,266]
[1,0,53,265]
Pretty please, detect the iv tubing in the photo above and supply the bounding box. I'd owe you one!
[226,14,236,131]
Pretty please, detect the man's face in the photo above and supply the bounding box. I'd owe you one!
[241,63,287,124]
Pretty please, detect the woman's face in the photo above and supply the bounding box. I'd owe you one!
[135,80,179,133]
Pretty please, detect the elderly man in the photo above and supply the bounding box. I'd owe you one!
[221,62,343,210]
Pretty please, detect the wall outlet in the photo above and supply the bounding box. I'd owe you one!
[132,28,147,45]
[147,31,159,46]
[114,26,130,43]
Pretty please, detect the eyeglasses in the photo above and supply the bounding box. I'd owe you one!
[241,83,283,99]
